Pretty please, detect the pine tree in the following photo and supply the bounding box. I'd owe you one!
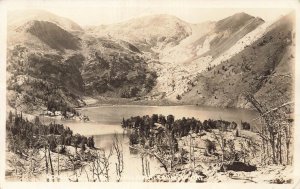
[9,111,13,123]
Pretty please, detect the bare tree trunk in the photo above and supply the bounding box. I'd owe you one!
[247,94,294,166]
[57,150,60,181]
[193,141,195,169]
[92,160,95,181]
[147,160,150,176]
[286,142,290,165]
[47,146,54,182]
[141,156,145,176]
[189,135,192,167]
[279,132,282,164]
[113,133,124,182]
[261,126,265,164]
[44,146,49,181]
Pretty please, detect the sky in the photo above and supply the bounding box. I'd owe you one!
[4,0,296,26]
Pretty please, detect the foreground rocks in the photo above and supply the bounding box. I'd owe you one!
[146,168,207,183]
[219,162,257,172]
[145,163,292,183]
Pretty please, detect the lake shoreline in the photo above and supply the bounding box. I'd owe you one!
[81,96,257,111]
[6,105,291,183]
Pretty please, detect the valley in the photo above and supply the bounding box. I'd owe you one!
[7,10,295,114]
[5,8,295,183]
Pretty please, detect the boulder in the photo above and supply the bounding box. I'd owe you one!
[219,161,257,172]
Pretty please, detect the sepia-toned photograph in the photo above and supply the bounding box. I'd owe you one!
[1,0,298,185]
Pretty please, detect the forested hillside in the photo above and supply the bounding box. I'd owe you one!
[7,10,156,113]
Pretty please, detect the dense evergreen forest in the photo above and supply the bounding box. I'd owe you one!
[122,114,251,147]
[6,111,95,157]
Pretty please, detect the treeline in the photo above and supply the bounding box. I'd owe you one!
[122,114,252,153]
[122,114,251,141]
[6,111,95,157]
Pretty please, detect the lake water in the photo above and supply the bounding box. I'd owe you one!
[49,105,258,181]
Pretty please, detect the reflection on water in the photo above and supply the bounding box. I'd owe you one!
[43,105,258,181]
[45,105,258,136]
[92,133,163,181]
[78,105,258,126]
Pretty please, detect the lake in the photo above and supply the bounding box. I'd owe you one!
[49,105,259,181]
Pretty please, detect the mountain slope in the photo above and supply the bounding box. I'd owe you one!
[23,20,81,51]
[7,12,86,112]
[88,14,192,56]
[80,35,157,97]
[7,12,156,113]
[202,12,264,58]
[6,10,294,113]
[151,13,265,99]
[180,13,295,109]
[6,45,86,112]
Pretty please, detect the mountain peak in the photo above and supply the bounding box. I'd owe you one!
[115,13,190,29]
[215,12,263,33]
[136,14,187,22]
[232,12,254,19]
[8,9,83,32]
[91,13,192,53]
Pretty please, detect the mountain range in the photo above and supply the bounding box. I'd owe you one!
[6,10,295,113]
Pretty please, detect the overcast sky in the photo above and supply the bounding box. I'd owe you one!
[5,0,295,26]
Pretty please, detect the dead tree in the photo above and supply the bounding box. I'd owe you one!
[246,94,293,165]
[89,148,113,182]
[47,145,55,182]
[211,125,226,164]
[27,148,43,180]
[112,133,124,182]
